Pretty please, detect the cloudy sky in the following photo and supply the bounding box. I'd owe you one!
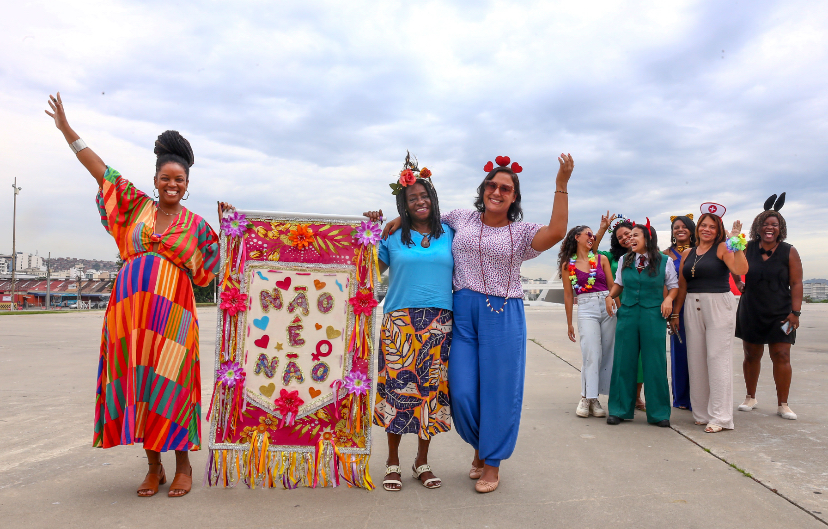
[2,0,827,279]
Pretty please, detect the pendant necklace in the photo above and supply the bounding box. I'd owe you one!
[413,225,431,248]
[690,249,706,278]
[479,214,514,314]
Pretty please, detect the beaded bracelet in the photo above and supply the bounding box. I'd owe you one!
[726,233,747,253]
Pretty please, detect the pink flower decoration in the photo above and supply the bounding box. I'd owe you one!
[344,372,369,396]
[274,388,304,416]
[220,287,248,316]
[221,211,251,238]
[348,289,377,316]
[399,169,416,187]
[217,361,245,387]
[355,220,381,246]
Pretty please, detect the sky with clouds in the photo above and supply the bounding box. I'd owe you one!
[2,0,827,279]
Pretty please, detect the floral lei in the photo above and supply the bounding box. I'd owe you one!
[569,252,597,294]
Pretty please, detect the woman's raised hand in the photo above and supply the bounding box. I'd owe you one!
[556,153,574,186]
[599,211,617,231]
[45,92,69,131]
[218,202,235,223]
[362,210,383,223]
[729,220,743,238]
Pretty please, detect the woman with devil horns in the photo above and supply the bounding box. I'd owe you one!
[733,193,803,420]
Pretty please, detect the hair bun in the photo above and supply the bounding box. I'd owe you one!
[154,130,194,167]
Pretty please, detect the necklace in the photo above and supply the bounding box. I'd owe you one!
[569,252,597,294]
[412,224,431,248]
[690,248,707,278]
[479,214,514,314]
[157,204,180,217]
[674,243,689,253]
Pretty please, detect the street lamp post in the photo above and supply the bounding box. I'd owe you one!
[10,178,22,310]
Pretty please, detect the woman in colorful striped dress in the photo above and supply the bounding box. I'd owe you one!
[46,93,226,498]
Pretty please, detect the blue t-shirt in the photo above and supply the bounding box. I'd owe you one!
[378,223,454,312]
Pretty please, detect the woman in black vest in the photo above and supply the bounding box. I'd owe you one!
[733,194,803,420]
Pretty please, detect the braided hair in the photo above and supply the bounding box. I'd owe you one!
[396,182,444,247]
[154,130,194,177]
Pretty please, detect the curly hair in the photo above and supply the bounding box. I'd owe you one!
[621,225,663,276]
[608,220,634,261]
[473,168,523,222]
[557,225,589,277]
[749,210,787,242]
[154,130,194,178]
[396,181,444,247]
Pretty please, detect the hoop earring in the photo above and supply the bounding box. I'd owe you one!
[671,236,677,245]
[153,189,159,199]
[182,190,190,201]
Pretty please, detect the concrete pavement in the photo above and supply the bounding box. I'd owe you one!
[0,306,825,528]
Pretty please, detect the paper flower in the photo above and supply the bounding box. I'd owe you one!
[355,220,381,247]
[220,287,248,316]
[419,167,432,178]
[221,211,251,238]
[288,224,315,250]
[348,289,378,316]
[217,361,245,387]
[343,372,369,396]
[399,169,417,187]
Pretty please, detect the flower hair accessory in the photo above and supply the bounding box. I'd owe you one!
[608,214,634,234]
[389,151,434,196]
[483,155,523,174]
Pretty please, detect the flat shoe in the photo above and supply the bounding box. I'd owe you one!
[778,404,797,420]
[412,463,441,489]
[738,397,758,412]
[383,465,402,492]
[475,477,499,493]
[168,466,192,497]
[137,464,166,497]
[704,424,723,433]
[469,465,484,480]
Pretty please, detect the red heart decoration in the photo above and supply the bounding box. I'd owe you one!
[275,277,291,290]
[254,334,270,349]
[309,387,321,399]
[483,161,494,172]
[495,155,510,167]
[511,162,523,173]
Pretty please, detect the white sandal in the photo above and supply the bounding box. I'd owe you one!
[383,465,402,491]
[412,463,442,489]
[705,424,723,433]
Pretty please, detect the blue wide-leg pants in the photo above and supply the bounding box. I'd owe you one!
[670,307,692,409]
[448,289,526,468]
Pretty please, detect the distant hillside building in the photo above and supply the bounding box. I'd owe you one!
[804,279,828,301]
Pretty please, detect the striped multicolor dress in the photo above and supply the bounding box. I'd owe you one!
[94,167,220,452]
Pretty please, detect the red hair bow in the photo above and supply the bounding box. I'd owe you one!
[484,155,523,174]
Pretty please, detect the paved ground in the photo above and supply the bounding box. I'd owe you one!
[0,305,825,528]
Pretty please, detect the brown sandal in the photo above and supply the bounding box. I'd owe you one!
[168,466,193,497]
[137,464,166,497]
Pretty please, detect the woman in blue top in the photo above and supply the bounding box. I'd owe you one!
[364,154,453,492]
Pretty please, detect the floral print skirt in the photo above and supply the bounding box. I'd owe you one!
[373,308,452,439]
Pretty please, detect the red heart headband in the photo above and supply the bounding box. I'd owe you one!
[483,155,523,174]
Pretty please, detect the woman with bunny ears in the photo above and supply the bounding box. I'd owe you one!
[734,194,803,420]
[672,205,748,432]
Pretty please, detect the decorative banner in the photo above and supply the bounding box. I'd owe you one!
[206,210,380,490]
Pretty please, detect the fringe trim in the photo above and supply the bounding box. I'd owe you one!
[204,432,374,490]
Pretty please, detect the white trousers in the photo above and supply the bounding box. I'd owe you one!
[684,292,737,429]
[577,291,616,398]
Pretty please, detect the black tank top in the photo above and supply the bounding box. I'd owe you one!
[683,247,731,293]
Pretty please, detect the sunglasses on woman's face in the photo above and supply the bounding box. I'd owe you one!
[586,232,595,239]
[485,181,514,194]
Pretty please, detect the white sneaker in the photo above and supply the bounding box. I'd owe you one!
[589,399,607,418]
[738,397,758,412]
[576,397,590,418]
[778,404,797,420]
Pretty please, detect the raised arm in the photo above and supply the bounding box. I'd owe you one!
[45,92,107,187]
[593,211,616,250]
[718,220,749,276]
[531,154,573,251]
[363,209,389,273]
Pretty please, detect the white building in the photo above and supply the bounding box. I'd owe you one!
[13,252,45,272]
[804,280,828,301]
